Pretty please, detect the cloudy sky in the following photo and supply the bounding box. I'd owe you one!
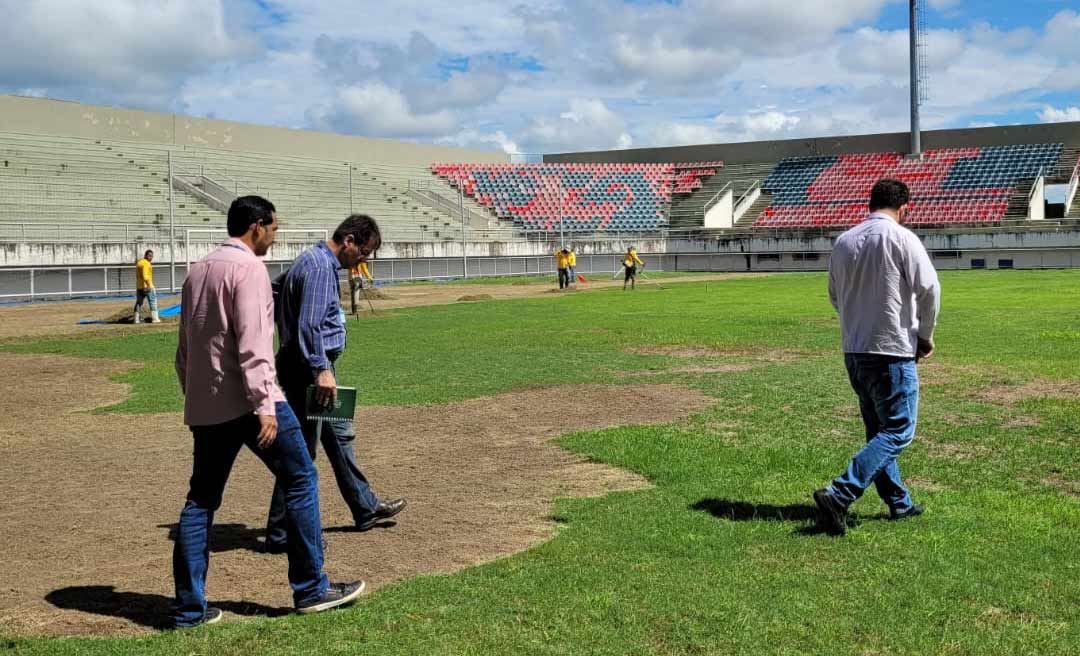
[2,0,1079,154]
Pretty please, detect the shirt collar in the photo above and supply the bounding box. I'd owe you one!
[222,237,254,254]
[315,240,341,270]
[867,211,897,222]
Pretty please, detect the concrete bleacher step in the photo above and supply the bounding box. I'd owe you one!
[669,161,775,229]
[736,193,774,228]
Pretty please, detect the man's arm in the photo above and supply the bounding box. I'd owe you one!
[232,262,280,418]
[174,280,189,394]
[827,259,840,313]
[904,234,940,338]
[296,265,335,376]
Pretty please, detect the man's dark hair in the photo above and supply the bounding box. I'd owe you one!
[332,214,381,251]
[143,249,153,258]
[869,178,911,212]
[227,196,276,237]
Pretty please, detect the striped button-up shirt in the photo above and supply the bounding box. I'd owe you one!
[175,238,285,426]
[277,240,346,374]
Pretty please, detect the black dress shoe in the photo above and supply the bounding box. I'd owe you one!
[357,498,407,531]
[813,489,848,536]
[889,504,925,520]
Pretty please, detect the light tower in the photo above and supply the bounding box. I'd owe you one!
[909,0,928,157]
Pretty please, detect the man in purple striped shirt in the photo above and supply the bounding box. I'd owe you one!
[172,196,364,627]
[265,214,406,553]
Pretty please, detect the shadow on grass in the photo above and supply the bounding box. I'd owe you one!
[157,522,265,554]
[690,498,866,537]
[323,520,398,534]
[45,586,289,630]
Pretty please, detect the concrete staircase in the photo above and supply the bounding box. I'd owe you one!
[668,162,776,230]
[734,191,774,229]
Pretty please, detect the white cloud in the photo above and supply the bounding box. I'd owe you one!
[1038,106,1080,123]
[1042,10,1080,61]
[610,34,738,83]
[743,111,801,134]
[309,83,458,138]
[518,99,632,153]
[3,0,1080,153]
[437,128,519,154]
[0,0,257,110]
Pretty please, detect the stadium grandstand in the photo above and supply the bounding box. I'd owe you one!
[2,94,1080,301]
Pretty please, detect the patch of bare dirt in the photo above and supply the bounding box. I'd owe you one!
[621,363,756,378]
[916,361,986,387]
[970,379,1080,408]
[906,476,945,493]
[920,438,991,461]
[624,345,806,363]
[1002,414,1042,429]
[457,294,495,302]
[1044,472,1080,498]
[0,274,765,341]
[0,299,177,342]
[339,287,396,303]
[0,353,711,637]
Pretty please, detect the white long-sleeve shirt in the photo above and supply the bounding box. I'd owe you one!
[828,212,941,357]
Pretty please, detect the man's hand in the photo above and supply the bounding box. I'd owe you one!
[315,369,337,408]
[916,336,935,362]
[256,414,278,448]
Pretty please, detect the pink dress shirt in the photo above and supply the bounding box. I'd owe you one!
[175,238,285,426]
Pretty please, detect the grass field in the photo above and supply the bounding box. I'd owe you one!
[4,270,1079,655]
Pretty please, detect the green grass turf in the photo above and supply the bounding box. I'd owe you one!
[3,270,1079,655]
[393,270,707,286]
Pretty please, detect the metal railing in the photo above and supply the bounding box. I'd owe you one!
[7,219,1080,248]
[702,181,733,216]
[0,254,683,302]
[1067,157,1080,215]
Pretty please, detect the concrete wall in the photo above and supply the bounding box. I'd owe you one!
[0,94,507,165]
[548,122,1080,165]
[4,230,1080,269]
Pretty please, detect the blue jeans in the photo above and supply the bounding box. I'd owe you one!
[135,287,158,312]
[173,402,328,627]
[266,355,380,547]
[827,354,917,514]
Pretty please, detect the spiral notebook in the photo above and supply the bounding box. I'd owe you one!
[304,385,357,422]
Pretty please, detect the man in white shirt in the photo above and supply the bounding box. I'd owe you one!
[814,178,941,536]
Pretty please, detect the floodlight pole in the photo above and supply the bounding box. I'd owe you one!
[459,173,467,279]
[168,150,176,292]
[559,177,565,246]
[910,0,922,157]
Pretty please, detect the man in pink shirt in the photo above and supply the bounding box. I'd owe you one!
[172,196,363,627]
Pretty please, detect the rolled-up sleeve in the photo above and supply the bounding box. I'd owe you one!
[298,266,333,375]
[231,263,279,416]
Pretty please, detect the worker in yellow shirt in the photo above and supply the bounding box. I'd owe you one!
[133,249,160,323]
[567,246,578,286]
[555,247,571,290]
[349,260,374,316]
[622,246,644,291]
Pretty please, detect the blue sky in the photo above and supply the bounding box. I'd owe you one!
[1,0,1079,153]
